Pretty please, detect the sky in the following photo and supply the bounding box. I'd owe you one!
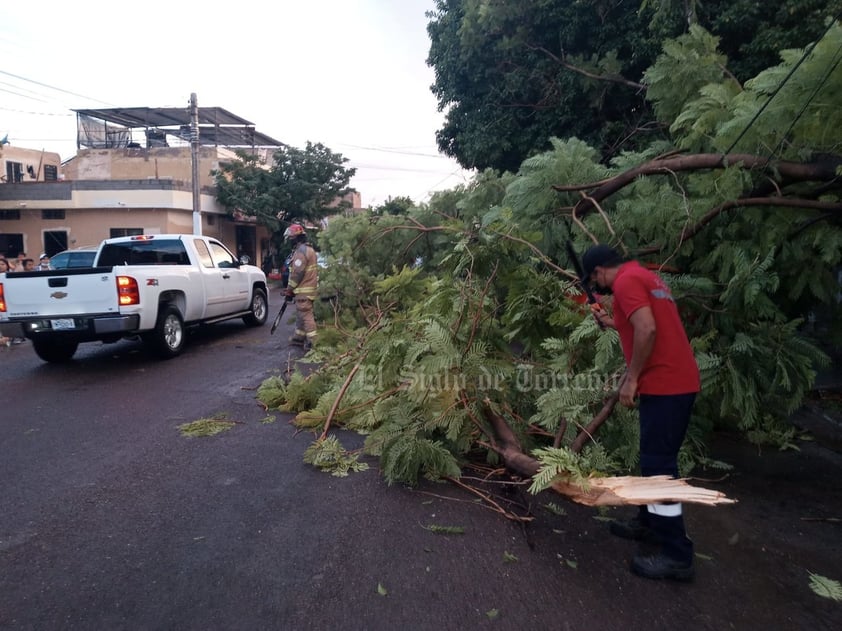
[0,0,473,208]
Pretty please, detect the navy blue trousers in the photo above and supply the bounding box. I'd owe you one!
[636,392,696,563]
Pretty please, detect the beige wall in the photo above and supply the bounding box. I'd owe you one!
[0,146,62,182]
[62,146,239,188]
[0,207,250,257]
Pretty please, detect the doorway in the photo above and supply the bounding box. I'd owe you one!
[0,233,24,258]
[43,231,68,256]
[235,225,256,266]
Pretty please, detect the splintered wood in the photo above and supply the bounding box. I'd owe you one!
[550,475,736,507]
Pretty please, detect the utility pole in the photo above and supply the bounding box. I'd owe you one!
[190,92,202,235]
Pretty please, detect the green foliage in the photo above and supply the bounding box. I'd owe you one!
[808,572,842,601]
[380,434,462,486]
[213,141,355,238]
[427,0,842,170]
[644,25,735,125]
[423,524,465,534]
[302,436,370,477]
[178,418,236,438]
[374,195,415,216]
[529,445,617,494]
[260,21,841,491]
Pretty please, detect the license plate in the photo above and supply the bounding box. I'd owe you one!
[50,318,76,330]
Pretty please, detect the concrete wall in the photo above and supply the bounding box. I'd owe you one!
[62,146,238,188]
[0,146,62,183]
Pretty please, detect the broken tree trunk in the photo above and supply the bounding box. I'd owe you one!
[483,405,736,507]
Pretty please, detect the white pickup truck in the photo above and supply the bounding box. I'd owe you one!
[0,234,269,362]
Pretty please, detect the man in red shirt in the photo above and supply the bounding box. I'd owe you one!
[581,244,699,581]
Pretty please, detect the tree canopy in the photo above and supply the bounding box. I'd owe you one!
[427,0,842,172]
[213,141,356,236]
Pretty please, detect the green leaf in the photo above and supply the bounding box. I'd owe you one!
[423,524,465,535]
[178,418,237,438]
[808,573,842,601]
[377,583,388,597]
[486,609,500,620]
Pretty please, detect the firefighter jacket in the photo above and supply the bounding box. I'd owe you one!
[288,242,318,299]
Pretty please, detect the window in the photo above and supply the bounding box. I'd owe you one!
[193,239,214,268]
[43,165,58,181]
[209,241,237,268]
[97,239,188,267]
[5,161,23,183]
[0,210,21,220]
[42,209,66,220]
[109,228,143,238]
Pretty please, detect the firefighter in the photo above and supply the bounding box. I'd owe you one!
[283,223,319,350]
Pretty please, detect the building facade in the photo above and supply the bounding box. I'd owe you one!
[0,145,267,266]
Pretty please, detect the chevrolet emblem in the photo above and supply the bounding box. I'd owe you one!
[51,291,68,299]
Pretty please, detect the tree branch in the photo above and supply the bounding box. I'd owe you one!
[553,153,842,221]
[636,197,842,256]
[527,44,646,91]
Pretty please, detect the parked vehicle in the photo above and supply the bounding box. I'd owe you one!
[0,234,268,362]
[48,247,98,270]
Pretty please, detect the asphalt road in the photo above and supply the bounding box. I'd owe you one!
[1,302,840,631]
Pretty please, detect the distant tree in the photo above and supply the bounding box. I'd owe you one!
[375,196,415,216]
[213,141,357,235]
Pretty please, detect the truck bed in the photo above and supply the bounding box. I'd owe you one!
[1,267,119,319]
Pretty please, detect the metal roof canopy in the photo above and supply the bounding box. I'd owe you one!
[73,106,285,148]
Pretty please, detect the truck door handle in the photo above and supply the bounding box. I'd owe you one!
[222,273,230,279]
[49,278,68,287]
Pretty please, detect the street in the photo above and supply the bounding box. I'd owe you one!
[1,309,840,630]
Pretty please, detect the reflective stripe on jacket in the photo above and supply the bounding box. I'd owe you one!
[288,242,318,297]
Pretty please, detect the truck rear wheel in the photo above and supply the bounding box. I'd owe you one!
[32,338,78,363]
[243,288,268,326]
[147,305,186,358]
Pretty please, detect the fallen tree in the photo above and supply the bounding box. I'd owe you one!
[257,22,842,513]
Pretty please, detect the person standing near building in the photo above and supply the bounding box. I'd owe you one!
[38,254,51,270]
[581,244,700,582]
[283,223,319,350]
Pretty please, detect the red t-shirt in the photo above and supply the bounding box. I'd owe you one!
[611,261,700,395]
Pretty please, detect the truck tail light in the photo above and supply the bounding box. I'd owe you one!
[117,276,140,306]
[0,283,5,312]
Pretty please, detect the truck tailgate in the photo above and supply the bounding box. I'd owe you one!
[2,268,118,318]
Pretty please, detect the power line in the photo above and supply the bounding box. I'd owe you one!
[724,13,841,155]
[0,106,73,117]
[0,86,52,104]
[0,69,113,106]
[336,141,444,158]
[767,37,842,162]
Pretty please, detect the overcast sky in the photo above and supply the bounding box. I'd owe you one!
[0,0,473,207]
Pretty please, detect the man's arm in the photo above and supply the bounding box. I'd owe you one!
[620,305,656,407]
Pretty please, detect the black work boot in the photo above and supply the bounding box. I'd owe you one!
[609,517,658,542]
[609,506,659,543]
[631,552,695,582]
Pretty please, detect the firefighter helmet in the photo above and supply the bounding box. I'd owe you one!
[283,223,306,241]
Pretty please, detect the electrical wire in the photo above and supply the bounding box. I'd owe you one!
[724,13,841,155]
[766,38,842,162]
[0,69,113,105]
